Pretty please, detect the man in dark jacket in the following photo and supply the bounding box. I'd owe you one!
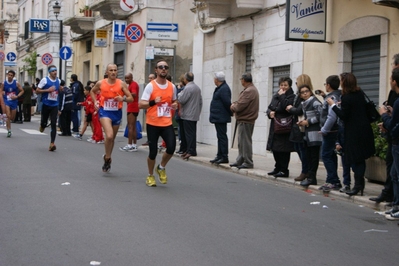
[380,67,399,221]
[22,81,32,121]
[70,74,84,134]
[209,71,232,164]
[319,75,343,191]
[58,80,73,136]
[369,53,399,204]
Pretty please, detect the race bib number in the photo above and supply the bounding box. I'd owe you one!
[157,103,172,117]
[6,92,15,101]
[47,91,58,101]
[104,99,118,111]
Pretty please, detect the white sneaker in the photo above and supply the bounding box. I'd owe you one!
[96,140,105,144]
[386,210,399,220]
[87,137,93,142]
[131,146,138,152]
[119,145,134,152]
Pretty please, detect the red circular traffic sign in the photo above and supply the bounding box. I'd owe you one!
[0,51,4,61]
[124,23,143,43]
[41,53,53,65]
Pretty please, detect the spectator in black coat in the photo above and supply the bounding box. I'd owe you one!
[22,81,32,121]
[70,74,84,134]
[58,80,73,136]
[209,71,232,164]
[327,72,375,196]
[266,77,295,178]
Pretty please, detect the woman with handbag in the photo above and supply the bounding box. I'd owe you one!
[327,72,375,196]
[266,77,295,178]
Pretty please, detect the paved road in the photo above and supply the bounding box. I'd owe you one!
[0,121,398,266]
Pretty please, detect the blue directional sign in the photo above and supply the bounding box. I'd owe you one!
[29,18,50,33]
[147,22,178,32]
[146,22,178,40]
[113,20,127,43]
[6,52,16,62]
[59,46,72,60]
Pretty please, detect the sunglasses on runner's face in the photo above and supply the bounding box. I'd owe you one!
[157,65,169,70]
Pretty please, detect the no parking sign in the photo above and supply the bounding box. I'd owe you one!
[41,53,53,65]
[124,23,143,43]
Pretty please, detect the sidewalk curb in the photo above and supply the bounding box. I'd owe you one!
[177,154,390,212]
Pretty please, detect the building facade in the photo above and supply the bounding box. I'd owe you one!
[195,0,399,156]
[16,0,72,84]
[0,0,19,81]
[65,0,194,86]
[64,0,194,125]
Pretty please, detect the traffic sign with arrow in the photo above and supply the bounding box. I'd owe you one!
[59,46,72,60]
[6,52,16,62]
[146,22,179,40]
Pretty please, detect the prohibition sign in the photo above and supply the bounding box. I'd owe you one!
[42,53,53,65]
[0,51,5,61]
[124,23,143,43]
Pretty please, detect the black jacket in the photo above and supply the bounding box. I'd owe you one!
[266,88,295,152]
[209,81,232,124]
[71,81,84,110]
[332,90,375,163]
[58,86,73,111]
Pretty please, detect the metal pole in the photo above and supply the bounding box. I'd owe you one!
[59,20,63,80]
[173,46,176,82]
[148,59,151,77]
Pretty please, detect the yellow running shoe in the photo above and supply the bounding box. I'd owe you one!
[146,175,157,187]
[156,165,168,184]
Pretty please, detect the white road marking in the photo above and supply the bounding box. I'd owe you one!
[20,129,46,135]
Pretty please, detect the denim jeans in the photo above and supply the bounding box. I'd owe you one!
[36,94,42,113]
[341,154,351,186]
[71,109,81,133]
[322,132,340,184]
[294,142,308,174]
[390,144,399,207]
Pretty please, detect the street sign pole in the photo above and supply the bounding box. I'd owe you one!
[59,20,63,80]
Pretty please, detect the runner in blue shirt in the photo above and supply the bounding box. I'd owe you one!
[36,65,61,151]
[0,70,24,137]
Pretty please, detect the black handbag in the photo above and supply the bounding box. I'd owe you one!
[362,90,380,123]
[273,116,293,134]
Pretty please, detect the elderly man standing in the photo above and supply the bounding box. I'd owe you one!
[230,73,259,169]
[209,71,232,164]
[178,72,203,160]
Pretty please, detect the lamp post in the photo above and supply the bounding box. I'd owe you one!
[4,30,19,44]
[52,1,63,79]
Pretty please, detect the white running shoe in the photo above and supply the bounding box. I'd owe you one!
[119,145,135,152]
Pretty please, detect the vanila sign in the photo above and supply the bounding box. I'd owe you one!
[285,0,327,42]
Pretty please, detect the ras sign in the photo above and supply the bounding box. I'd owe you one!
[29,19,50,33]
